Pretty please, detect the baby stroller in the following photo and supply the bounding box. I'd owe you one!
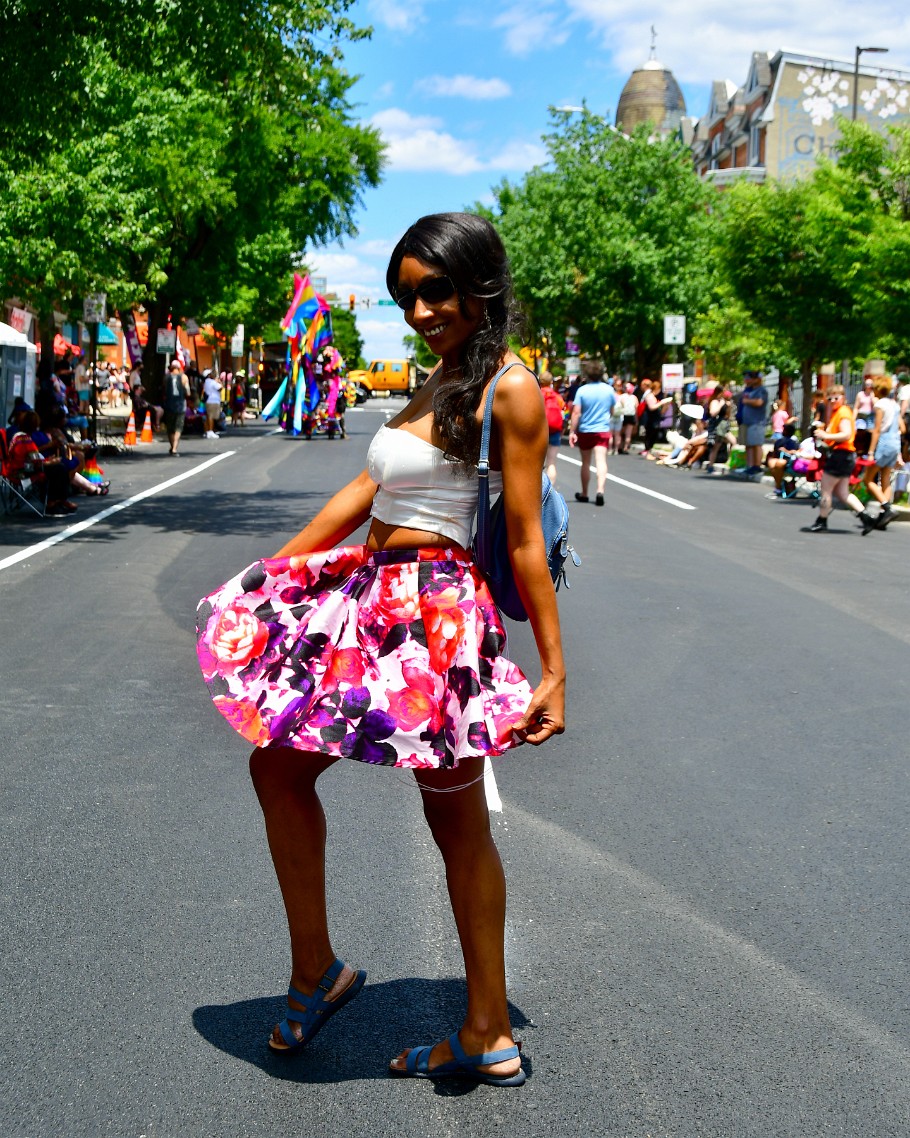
[767,448,822,501]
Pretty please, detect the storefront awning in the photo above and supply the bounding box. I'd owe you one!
[81,323,119,345]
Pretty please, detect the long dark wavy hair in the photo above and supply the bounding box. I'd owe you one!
[386,212,523,469]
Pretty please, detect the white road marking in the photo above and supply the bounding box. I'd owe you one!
[0,452,236,574]
[558,453,697,510]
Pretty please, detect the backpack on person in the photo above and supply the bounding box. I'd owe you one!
[542,387,566,432]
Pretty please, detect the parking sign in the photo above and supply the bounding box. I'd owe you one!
[664,315,686,345]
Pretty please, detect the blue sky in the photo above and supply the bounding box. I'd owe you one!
[308,0,910,360]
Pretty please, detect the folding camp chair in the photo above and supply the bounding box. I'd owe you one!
[0,427,48,517]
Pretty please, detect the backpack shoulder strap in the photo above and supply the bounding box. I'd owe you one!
[477,362,536,474]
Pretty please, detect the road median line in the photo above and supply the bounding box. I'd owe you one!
[558,453,697,510]
[0,452,236,574]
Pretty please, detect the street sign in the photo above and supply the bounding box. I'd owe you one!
[156,328,177,354]
[185,318,200,336]
[83,293,107,324]
[664,315,686,345]
[377,299,397,307]
[231,324,245,355]
[565,357,581,377]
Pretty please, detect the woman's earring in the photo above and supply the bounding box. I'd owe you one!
[483,307,492,331]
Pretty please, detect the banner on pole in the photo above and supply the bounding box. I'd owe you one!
[10,307,32,334]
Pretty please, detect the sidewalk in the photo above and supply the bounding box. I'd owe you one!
[627,440,910,522]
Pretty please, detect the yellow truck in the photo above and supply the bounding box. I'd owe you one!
[347,359,415,401]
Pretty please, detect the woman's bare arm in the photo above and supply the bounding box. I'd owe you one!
[273,468,378,557]
[494,366,566,744]
[868,405,884,456]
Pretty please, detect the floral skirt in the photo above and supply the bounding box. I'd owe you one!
[195,546,533,769]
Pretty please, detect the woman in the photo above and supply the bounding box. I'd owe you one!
[640,377,672,458]
[862,376,903,530]
[29,409,108,499]
[196,213,565,1087]
[807,385,877,535]
[609,376,624,454]
[704,384,737,473]
[538,370,565,485]
[616,382,638,454]
[853,377,876,457]
[230,372,247,427]
[568,359,614,505]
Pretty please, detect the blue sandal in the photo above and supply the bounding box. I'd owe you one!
[268,958,366,1054]
[391,1031,526,1087]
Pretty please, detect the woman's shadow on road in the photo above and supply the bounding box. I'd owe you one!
[193,977,532,1090]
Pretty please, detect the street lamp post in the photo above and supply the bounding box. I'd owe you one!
[853,45,889,121]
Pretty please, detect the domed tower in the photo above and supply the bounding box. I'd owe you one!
[615,29,686,137]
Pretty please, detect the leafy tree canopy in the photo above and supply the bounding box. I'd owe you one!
[716,169,877,428]
[402,332,439,370]
[0,0,383,390]
[487,110,717,378]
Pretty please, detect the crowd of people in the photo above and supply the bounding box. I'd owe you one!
[2,353,259,515]
[540,363,910,535]
[4,398,111,515]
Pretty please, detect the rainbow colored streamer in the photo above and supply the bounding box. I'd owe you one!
[83,456,106,485]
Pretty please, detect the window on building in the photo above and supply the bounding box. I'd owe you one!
[749,125,761,166]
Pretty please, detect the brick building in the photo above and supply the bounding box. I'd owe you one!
[690,49,910,184]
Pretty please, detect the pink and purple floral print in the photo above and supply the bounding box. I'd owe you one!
[196,546,533,769]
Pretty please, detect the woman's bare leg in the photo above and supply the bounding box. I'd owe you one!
[864,463,886,505]
[579,450,592,497]
[389,757,520,1077]
[593,444,608,494]
[249,746,357,1045]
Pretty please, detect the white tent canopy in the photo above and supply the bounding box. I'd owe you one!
[0,321,31,349]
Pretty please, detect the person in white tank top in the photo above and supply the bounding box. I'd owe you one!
[205,214,565,1087]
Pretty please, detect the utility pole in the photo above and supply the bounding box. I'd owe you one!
[853,45,888,121]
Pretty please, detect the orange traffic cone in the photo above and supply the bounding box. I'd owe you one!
[124,411,137,446]
[139,411,153,444]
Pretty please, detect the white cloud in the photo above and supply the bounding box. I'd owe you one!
[307,251,381,283]
[495,4,569,56]
[560,1,910,94]
[415,74,513,100]
[357,237,397,258]
[496,139,548,169]
[366,0,426,33]
[370,108,486,173]
[371,108,547,174]
[356,316,411,360]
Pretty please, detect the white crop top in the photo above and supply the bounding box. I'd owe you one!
[367,423,503,548]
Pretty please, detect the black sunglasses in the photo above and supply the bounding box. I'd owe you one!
[393,275,457,311]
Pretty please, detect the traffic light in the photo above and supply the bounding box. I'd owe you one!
[349,294,355,311]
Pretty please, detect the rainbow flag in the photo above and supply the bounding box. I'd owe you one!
[83,455,106,485]
[303,307,333,360]
[282,272,330,334]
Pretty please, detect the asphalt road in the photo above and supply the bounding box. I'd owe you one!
[2,408,909,1137]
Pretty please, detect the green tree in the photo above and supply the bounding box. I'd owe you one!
[402,333,439,370]
[717,173,876,431]
[488,110,717,377]
[691,288,798,385]
[834,119,910,352]
[0,0,383,393]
